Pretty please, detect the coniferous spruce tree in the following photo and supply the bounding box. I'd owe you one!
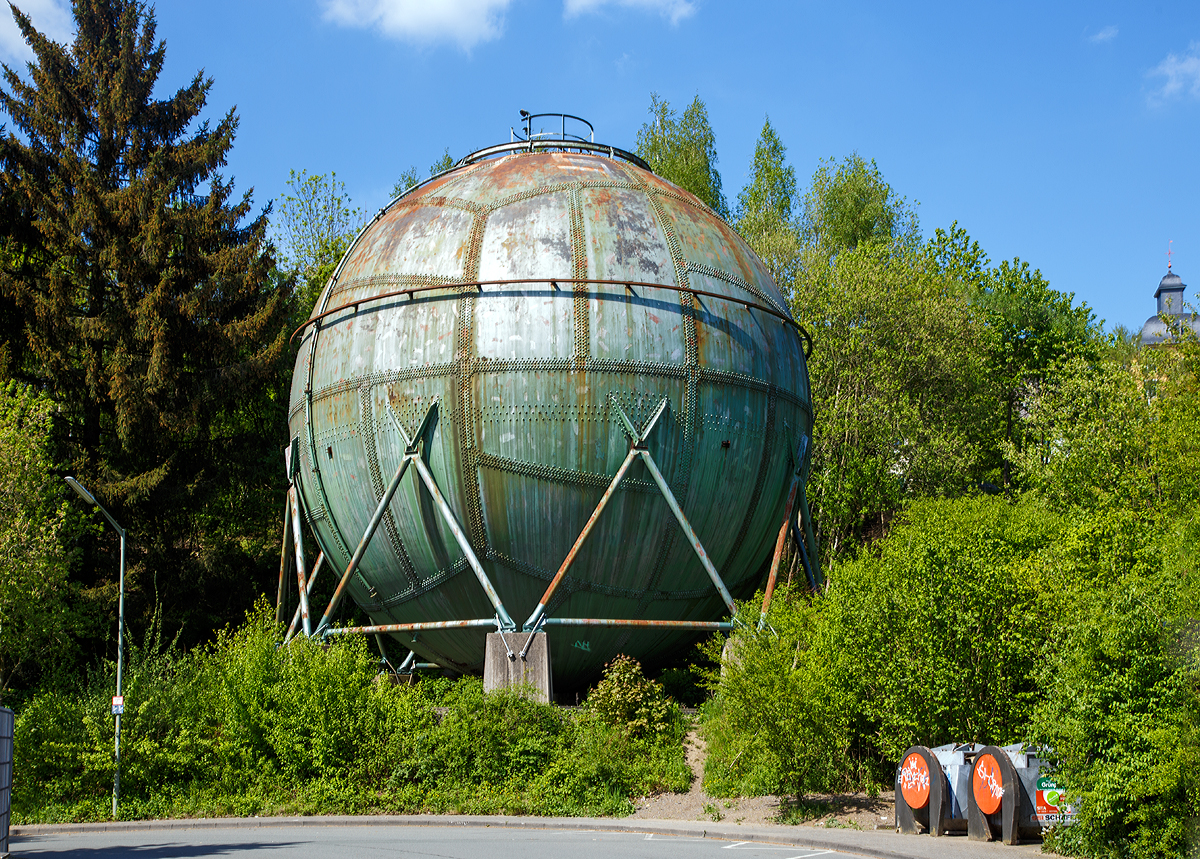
[0,1,291,643]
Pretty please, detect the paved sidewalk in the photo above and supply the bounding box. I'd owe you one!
[11,814,1047,859]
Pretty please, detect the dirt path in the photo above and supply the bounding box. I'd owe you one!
[630,730,896,831]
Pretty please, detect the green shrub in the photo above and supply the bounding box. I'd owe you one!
[582,654,682,742]
[701,495,1200,857]
[701,495,1063,796]
[1030,512,1200,859]
[11,602,689,823]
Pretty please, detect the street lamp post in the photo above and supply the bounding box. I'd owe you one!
[64,477,126,820]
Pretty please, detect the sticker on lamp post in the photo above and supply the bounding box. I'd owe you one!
[111,696,124,715]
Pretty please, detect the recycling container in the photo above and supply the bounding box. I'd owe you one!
[897,742,982,836]
[967,744,1046,844]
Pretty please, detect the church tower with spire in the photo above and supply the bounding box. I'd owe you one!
[1140,253,1200,345]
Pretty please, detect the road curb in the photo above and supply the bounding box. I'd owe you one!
[11,814,1043,859]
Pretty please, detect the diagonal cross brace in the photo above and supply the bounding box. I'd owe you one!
[523,396,737,630]
[313,399,517,636]
[409,453,515,630]
[285,551,325,643]
[637,449,738,616]
[522,397,669,631]
[312,401,433,635]
[313,448,413,637]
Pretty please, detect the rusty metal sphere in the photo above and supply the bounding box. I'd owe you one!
[288,142,812,684]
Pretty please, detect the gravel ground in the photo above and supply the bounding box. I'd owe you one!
[630,731,896,831]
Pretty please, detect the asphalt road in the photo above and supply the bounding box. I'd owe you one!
[11,825,851,859]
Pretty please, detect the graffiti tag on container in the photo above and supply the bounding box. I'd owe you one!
[972,754,1005,815]
[572,640,591,652]
[899,751,930,809]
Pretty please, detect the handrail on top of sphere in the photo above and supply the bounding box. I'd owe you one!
[511,111,595,144]
[289,276,814,359]
[455,139,651,170]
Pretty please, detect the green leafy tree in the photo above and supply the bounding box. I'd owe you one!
[978,259,1102,486]
[635,93,727,217]
[278,169,363,318]
[734,116,800,287]
[0,382,84,701]
[0,0,291,644]
[801,153,919,256]
[924,221,989,290]
[391,148,455,199]
[278,170,362,278]
[790,240,994,557]
[1013,339,1200,519]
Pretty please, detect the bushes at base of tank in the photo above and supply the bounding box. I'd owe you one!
[701,495,1059,797]
[10,604,690,823]
[699,496,1200,858]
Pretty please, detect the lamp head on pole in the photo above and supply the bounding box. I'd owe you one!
[65,476,97,506]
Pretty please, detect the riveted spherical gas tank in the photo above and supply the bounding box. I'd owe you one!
[287,134,813,686]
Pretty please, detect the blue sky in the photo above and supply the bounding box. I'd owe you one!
[3,0,1199,334]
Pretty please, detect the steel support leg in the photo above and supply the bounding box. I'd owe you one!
[762,435,815,625]
[289,488,311,637]
[396,649,417,672]
[410,454,516,630]
[285,552,325,643]
[275,495,292,623]
[799,485,820,588]
[760,472,802,628]
[314,453,412,635]
[639,449,738,616]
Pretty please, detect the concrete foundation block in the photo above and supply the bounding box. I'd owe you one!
[483,632,552,703]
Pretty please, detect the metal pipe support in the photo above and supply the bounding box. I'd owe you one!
[314,453,412,635]
[288,488,311,637]
[638,450,738,616]
[410,454,515,630]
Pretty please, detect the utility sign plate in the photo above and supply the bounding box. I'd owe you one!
[111,695,124,715]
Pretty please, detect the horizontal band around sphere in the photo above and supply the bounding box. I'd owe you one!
[291,275,811,355]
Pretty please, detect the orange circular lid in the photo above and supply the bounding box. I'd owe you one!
[972,753,1004,815]
[899,752,930,809]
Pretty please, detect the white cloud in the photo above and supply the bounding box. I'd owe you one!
[1149,42,1200,101]
[564,0,696,26]
[1088,25,1118,44]
[0,0,73,65]
[321,0,513,50]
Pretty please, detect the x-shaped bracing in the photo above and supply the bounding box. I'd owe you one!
[523,394,737,632]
